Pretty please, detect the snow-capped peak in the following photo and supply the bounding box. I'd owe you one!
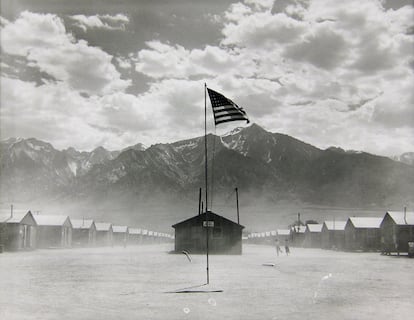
[222,126,244,137]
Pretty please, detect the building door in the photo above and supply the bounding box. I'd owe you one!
[399,230,410,252]
[23,225,30,248]
[62,227,67,247]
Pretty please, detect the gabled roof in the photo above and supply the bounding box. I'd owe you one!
[386,211,414,225]
[71,219,94,229]
[128,228,141,235]
[0,211,37,225]
[141,229,148,235]
[95,222,112,231]
[292,225,306,233]
[0,214,11,223]
[0,209,29,220]
[348,217,383,229]
[323,220,346,231]
[112,225,128,233]
[306,224,323,233]
[33,215,72,227]
[172,211,244,229]
[277,229,291,236]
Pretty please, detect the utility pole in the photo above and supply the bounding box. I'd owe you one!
[235,188,240,224]
[198,188,202,215]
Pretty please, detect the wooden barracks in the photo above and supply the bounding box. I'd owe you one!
[172,211,244,255]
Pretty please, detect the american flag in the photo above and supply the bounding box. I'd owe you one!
[207,88,249,126]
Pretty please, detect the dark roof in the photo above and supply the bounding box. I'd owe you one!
[172,211,244,229]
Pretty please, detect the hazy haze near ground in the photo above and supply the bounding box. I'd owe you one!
[0,244,413,320]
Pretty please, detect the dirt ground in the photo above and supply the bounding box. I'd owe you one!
[0,244,413,320]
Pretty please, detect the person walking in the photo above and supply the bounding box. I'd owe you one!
[275,238,282,256]
[285,239,290,256]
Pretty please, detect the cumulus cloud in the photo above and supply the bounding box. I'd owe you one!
[135,41,256,79]
[69,14,129,32]
[1,76,208,150]
[284,27,348,70]
[371,79,414,128]
[0,76,152,150]
[134,0,414,155]
[1,11,130,95]
[115,56,132,69]
[0,16,9,26]
[1,77,102,149]
[222,8,305,47]
[1,0,413,156]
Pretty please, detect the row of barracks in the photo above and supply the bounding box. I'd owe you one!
[0,210,173,252]
[248,210,414,254]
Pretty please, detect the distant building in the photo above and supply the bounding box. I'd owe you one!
[33,215,72,248]
[0,211,37,251]
[247,233,258,244]
[344,217,383,251]
[112,225,129,246]
[128,228,142,244]
[380,211,414,254]
[71,219,96,247]
[304,224,323,248]
[267,230,277,245]
[321,220,346,250]
[147,231,155,243]
[172,211,244,255]
[95,222,113,246]
[276,229,291,243]
[154,232,161,243]
[258,232,266,244]
[262,231,273,245]
[291,225,305,246]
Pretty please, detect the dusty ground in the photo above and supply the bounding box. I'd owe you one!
[0,244,413,320]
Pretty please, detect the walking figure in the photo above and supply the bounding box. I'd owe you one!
[285,239,290,256]
[275,238,283,256]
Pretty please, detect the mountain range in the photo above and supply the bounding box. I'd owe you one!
[392,152,414,166]
[1,124,413,230]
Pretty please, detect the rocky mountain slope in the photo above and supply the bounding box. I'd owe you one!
[392,152,414,166]
[1,124,413,228]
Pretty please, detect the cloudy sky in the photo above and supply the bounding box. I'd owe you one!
[0,0,413,156]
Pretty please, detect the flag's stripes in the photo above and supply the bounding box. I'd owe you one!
[212,106,247,114]
[212,106,237,112]
[215,115,247,125]
[214,110,242,118]
[207,88,249,126]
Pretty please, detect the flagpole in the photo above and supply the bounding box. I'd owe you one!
[204,82,210,285]
[204,83,208,212]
